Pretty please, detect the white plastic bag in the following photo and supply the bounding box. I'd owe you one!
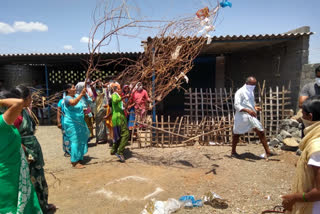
[141,198,181,214]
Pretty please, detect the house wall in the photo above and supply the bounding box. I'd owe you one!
[215,56,225,89]
[301,63,320,91]
[0,64,45,90]
[225,36,310,111]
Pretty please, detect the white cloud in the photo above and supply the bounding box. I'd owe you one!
[80,36,90,43]
[13,21,48,32]
[63,45,73,50]
[80,36,99,44]
[0,22,15,34]
[0,21,48,34]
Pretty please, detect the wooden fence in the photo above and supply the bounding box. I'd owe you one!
[130,115,232,149]
[184,86,292,141]
[129,85,293,148]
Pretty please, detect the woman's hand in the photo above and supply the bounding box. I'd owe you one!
[128,103,135,109]
[104,114,112,120]
[0,98,25,125]
[80,88,87,96]
[90,80,100,86]
[282,193,299,211]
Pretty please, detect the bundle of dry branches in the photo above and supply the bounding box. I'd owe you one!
[32,0,222,113]
[87,0,221,106]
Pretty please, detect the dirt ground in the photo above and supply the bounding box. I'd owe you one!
[36,126,298,214]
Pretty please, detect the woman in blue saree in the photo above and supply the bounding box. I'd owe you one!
[63,84,90,169]
[57,95,71,157]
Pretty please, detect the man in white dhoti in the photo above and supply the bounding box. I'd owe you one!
[231,77,275,157]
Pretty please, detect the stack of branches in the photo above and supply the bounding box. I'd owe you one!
[31,89,63,109]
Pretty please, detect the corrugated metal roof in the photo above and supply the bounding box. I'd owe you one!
[210,32,313,41]
[0,52,142,57]
[0,31,313,57]
[142,32,314,44]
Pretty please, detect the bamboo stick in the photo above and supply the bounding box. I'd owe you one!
[269,87,273,138]
[136,121,189,139]
[168,115,171,147]
[209,88,214,118]
[161,115,164,148]
[195,88,198,123]
[200,88,204,119]
[156,115,159,147]
[181,124,232,144]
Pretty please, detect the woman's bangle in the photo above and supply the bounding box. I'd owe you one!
[303,192,307,202]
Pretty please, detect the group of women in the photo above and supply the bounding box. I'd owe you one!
[0,85,55,214]
[0,81,141,213]
[56,80,148,166]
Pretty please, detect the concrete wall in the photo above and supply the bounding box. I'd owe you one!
[0,64,45,90]
[225,35,310,111]
[215,56,225,89]
[300,63,320,91]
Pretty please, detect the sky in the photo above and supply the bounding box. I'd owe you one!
[0,0,319,63]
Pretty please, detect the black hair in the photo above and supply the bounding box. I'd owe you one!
[11,85,31,100]
[302,95,320,121]
[111,86,118,93]
[316,65,320,75]
[245,76,256,84]
[63,84,73,91]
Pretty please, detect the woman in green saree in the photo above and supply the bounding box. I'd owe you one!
[11,85,56,213]
[0,90,42,214]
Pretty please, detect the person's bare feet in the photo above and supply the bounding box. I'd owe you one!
[266,151,278,157]
[231,152,241,158]
[72,162,85,169]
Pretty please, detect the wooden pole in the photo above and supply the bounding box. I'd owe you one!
[161,115,164,147]
[195,88,198,123]
[156,115,159,147]
[181,124,232,144]
[136,121,189,139]
[189,88,193,121]
[168,115,171,147]
[209,88,214,118]
[200,88,204,119]
[269,87,273,138]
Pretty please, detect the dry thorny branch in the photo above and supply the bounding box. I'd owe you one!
[86,0,221,107]
[33,0,222,112]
